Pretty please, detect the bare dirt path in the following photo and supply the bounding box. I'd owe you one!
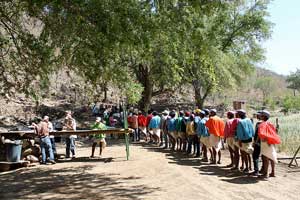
[0,141,299,200]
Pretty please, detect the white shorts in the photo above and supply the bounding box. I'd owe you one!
[139,126,147,135]
[209,134,222,152]
[261,141,278,163]
[150,128,161,138]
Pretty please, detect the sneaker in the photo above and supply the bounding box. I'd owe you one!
[49,160,56,164]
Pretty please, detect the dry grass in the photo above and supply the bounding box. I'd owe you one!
[270,113,300,154]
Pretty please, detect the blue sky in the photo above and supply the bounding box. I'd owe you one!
[262,0,300,75]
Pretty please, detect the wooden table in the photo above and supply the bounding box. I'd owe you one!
[0,128,132,160]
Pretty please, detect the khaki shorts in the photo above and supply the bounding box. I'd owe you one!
[226,137,235,150]
[169,131,178,139]
[200,136,211,147]
[150,128,161,138]
[177,131,186,139]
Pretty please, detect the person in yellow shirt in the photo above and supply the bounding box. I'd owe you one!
[186,114,196,155]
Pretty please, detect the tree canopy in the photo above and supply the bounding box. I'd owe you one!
[1,0,273,109]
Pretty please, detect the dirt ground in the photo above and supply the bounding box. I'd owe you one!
[0,140,299,200]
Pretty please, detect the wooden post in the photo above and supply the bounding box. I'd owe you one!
[289,145,300,167]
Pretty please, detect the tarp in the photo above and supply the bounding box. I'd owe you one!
[258,121,281,145]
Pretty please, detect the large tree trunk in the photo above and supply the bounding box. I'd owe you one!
[136,64,153,112]
[192,80,211,109]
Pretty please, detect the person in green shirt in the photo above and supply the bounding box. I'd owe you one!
[90,117,107,158]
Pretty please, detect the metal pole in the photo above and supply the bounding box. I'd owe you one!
[123,102,130,160]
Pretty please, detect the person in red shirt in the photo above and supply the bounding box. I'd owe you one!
[131,112,139,142]
[146,110,153,142]
[224,111,238,168]
[138,111,147,141]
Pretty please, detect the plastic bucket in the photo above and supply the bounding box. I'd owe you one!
[6,141,22,162]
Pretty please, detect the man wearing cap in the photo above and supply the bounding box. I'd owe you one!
[258,110,281,178]
[224,111,238,168]
[236,109,254,173]
[196,110,211,162]
[175,111,185,151]
[205,109,225,164]
[90,117,107,157]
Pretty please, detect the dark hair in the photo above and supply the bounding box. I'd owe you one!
[190,115,194,121]
[170,111,176,118]
[148,110,152,114]
[152,111,158,116]
[227,112,234,119]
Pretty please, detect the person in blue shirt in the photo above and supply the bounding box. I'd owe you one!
[149,111,161,145]
[196,110,211,162]
[236,109,254,173]
[167,111,177,150]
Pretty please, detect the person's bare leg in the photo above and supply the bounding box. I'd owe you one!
[212,148,217,164]
[99,142,103,156]
[269,159,275,177]
[227,146,234,167]
[248,154,252,171]
[243,152,249,172]
[261,156,269,177]
[217,150,221,164]
[91,143,97,157]
[202,145,208,161]
[209,148,213,161]
[232,147,240,170]
[240,153,245,170]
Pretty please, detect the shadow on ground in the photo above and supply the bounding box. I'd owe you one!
[0,164,159,199]
[142,143,260,184]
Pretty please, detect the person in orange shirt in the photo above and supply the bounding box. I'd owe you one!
[205,109,225,164]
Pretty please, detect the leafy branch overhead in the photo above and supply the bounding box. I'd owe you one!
[1,0,272,108]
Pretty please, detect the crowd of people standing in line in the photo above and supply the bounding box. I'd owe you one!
[127,108,281,178]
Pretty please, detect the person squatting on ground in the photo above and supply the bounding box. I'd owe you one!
[258,110,281,178]
[148,111,161,145]
[236,109,254,173]
[205,109,225,164]
[32,116,56,164]
[224,111,238,168]
[90,117,107,158]
[63,111,77,159]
